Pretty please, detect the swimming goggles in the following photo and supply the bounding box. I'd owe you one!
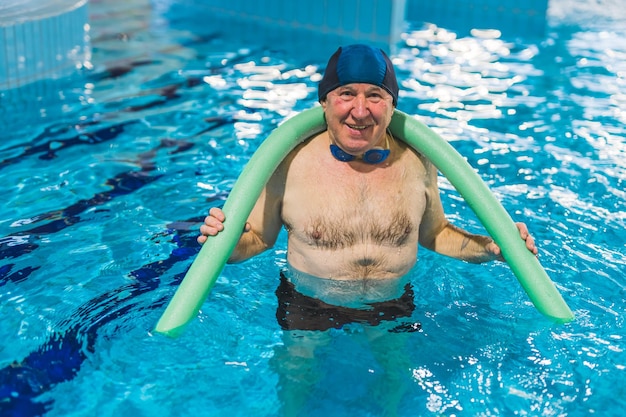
[329,133,391,164]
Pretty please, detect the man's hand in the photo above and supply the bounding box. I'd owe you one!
[486,222,538,261]
[197,207,251,244]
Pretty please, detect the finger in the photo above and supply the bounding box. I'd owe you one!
[197,235,207,245]
[517,225,539,255]
[203,218,224,231]
[486,240,501,256]
[515,222,530,239]
[200,223,222,236]
[526,234,539,255]
[209,207,225,222]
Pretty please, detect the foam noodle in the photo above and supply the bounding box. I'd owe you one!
[155,107,573,337]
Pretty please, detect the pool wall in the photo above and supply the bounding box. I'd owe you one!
[164,0,548,60]
[0,0,90,90]
[406,0,549,38]
[0,0,549,94]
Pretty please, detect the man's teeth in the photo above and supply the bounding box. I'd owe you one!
[348,124,367,130]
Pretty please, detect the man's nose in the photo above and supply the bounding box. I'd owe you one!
[351,94,369,118]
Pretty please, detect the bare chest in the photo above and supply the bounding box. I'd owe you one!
[281,158,428,250]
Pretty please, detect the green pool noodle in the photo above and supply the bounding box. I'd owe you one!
[389,110,574,323]
[155,106,573,337]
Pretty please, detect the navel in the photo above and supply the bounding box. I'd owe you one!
[357,257,377,267]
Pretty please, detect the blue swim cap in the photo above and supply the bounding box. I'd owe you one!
[318,44,399,106]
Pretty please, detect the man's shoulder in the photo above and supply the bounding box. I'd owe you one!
[289,130,328,156]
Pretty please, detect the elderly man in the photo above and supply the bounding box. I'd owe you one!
[198,43,538,416]
[198,44,536,328]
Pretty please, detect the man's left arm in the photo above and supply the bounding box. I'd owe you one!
[417,164,537,263]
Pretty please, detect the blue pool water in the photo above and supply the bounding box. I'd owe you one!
[1,0,625,416]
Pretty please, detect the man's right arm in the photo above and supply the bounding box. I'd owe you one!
[197,183,284,263]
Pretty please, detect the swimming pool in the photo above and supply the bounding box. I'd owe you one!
[1,0,625,415]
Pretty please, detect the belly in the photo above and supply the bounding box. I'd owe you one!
[286,240,418,280]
